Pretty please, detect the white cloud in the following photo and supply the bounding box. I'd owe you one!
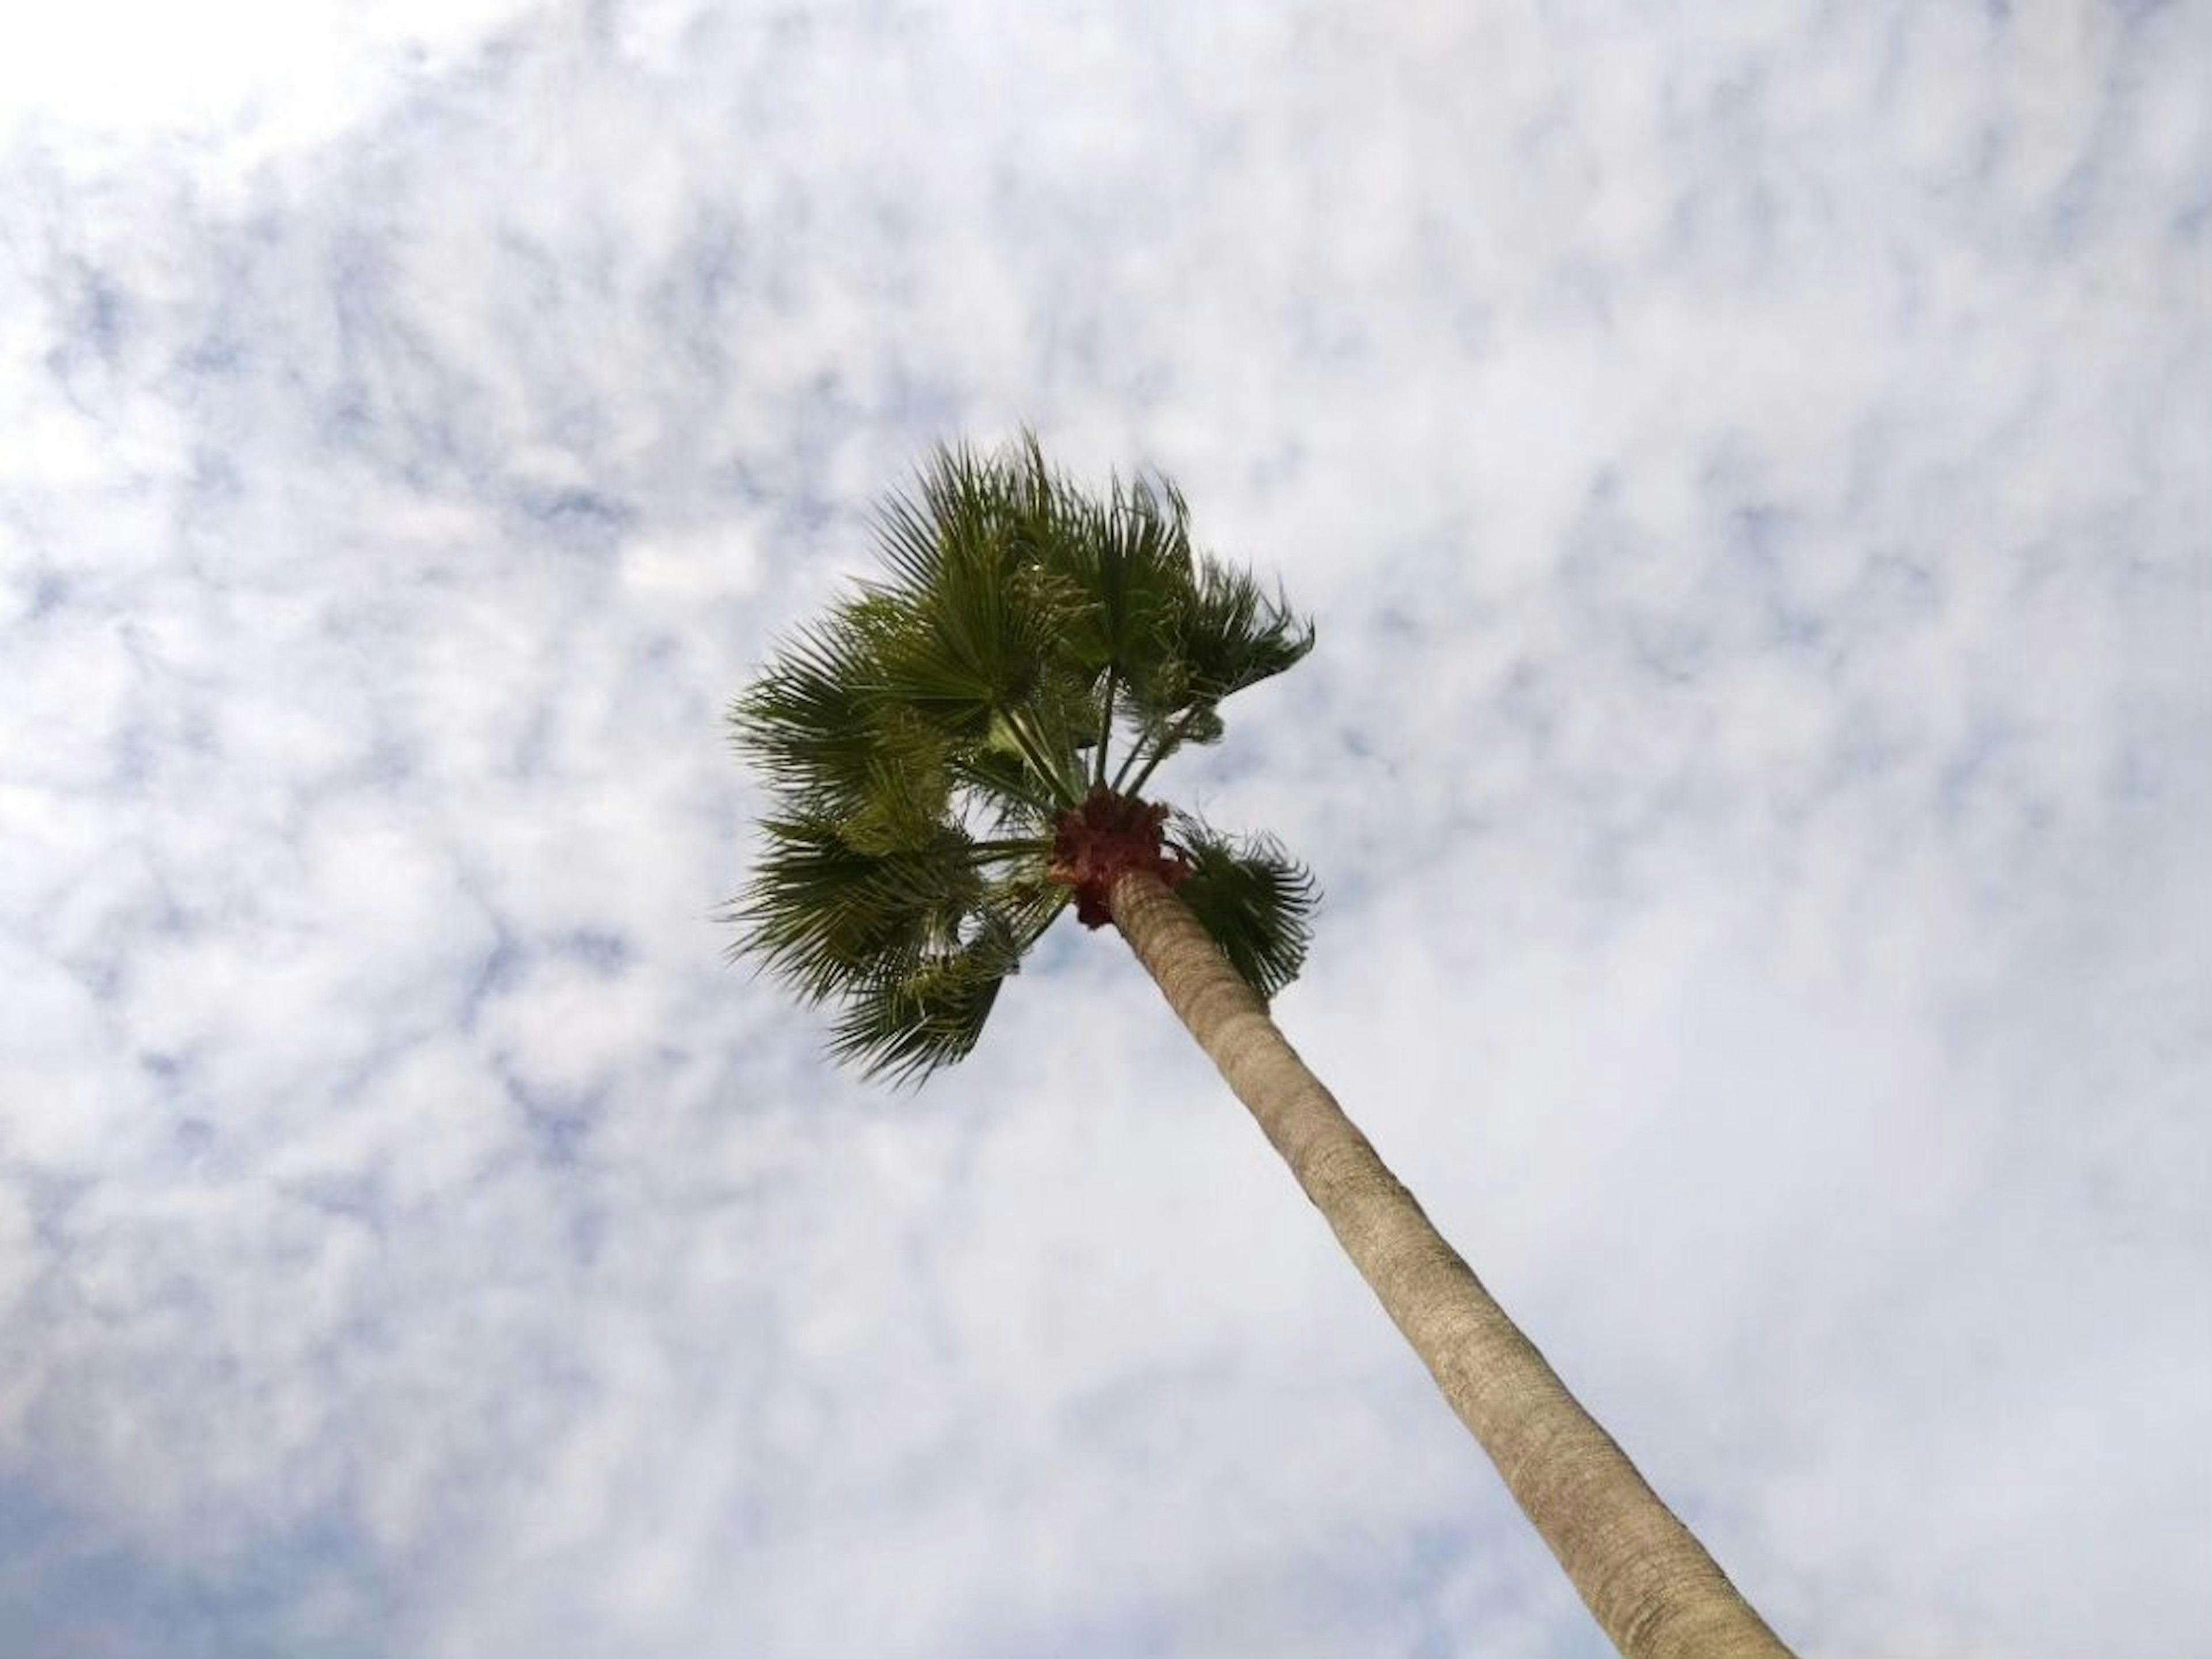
[1,1,2206,1655]
[0,0,539,183]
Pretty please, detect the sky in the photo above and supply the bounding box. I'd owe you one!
[1,1,2207,1655]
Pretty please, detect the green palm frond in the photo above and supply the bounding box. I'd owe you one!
[1111,552,1313,794]
[720,815,987,1006]
[827,877,1071,1089]
[724,606,888,821]
[1178,555,1316,703]
[827,945,1010,1089]
[1038,464,1192,681]
[1122,554,1314,723]
[1163,811,1322,1007]
[857,550,1058,742]
[855,446,1092,760]
[833,704,956,854]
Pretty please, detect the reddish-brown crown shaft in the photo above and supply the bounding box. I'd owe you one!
[1046,784,1193,927]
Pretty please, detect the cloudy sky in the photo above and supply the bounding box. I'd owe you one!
[3,2,2208,1654]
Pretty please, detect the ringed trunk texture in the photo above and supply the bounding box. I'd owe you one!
[1109,867,1794,1659]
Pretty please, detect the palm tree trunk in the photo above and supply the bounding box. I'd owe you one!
[1109,867,1794,1659]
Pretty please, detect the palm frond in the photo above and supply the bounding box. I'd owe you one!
[1108,549,1312,795]
[1181,555,1316,703]
[828,878,1071,1089]
[827,930,1013,1089]
[724,605,889,820]
[858,558,1042,736]
[721,815,986,1006]
[1162,812,1321,1007]
[1039,464,1192,681]
[853,452,1093,771]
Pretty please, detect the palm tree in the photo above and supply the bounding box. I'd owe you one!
[722,435,1795,1659]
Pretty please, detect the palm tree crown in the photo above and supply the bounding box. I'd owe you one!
[724,434,1322,1086]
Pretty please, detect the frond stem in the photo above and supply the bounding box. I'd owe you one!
[1020,891,1071,945]
[1093,664,1118,787]
[998,704,1081,809]
[952,757,1057,821]
[1113,707,1201,798]
[963,838,1052,861]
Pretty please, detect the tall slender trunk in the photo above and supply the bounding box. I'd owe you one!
[1109,867,1794,1659]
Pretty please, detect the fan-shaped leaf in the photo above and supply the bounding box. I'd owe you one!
[725,608,888,820]
[722,816,985,1006]
[828,884,1070,1088]
[1162,813,1321,1007]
